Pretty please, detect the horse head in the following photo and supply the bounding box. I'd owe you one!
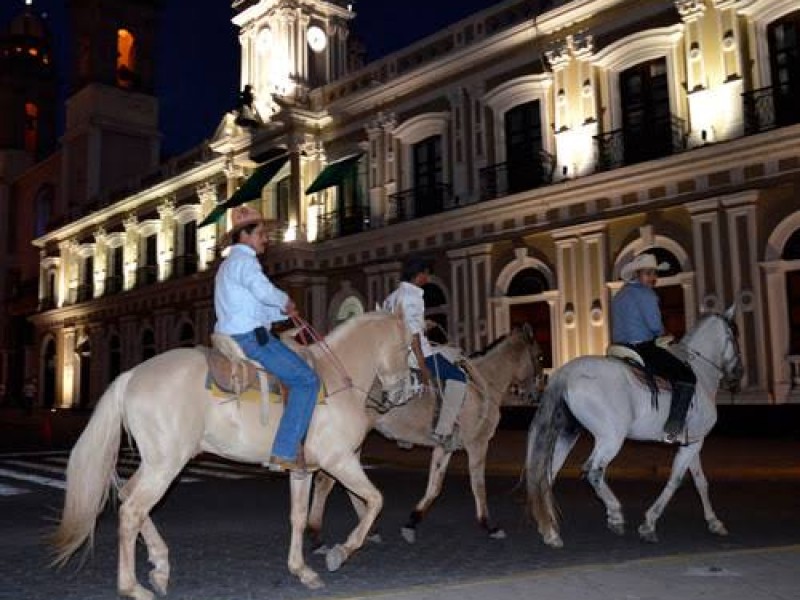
[510,325,546,401]
[373,309,412,406]
[720,303,744,392]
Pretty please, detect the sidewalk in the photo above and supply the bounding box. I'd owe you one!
[1,407,798,481]
[328,545,800,600]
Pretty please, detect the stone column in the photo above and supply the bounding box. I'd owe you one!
[197,182,219,270]
[158,198,176,281]
[688,199,725,313]
[123,214,139,291]
[554,234,580,363]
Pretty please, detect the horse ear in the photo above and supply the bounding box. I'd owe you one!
[723,303,736,321]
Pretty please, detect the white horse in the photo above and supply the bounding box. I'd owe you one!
[308,325,543,545]
[526,306,743,547]
[50,311,412,600]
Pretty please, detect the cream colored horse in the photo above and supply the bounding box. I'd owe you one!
[308,325,543,545]
[50,311,412,600]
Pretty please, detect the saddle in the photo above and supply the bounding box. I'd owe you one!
[606,343,672,409]
[208,333,264,395]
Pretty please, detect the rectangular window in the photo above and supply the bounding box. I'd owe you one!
[276,178,291,224]
[620,57,672,164]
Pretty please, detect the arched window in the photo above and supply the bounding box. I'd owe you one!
[43,338,56,408]
[507,268,550,297]
[141,329,156,361]
[116,29,138,89]
[34,185,53,238]
[76,338,91,409]
[24,102,38,154]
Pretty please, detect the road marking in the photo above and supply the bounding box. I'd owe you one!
[0,467,65,489]
[0,483,29,496]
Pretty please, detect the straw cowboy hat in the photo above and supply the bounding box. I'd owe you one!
[221,205,276,247]
[620,252,669,282]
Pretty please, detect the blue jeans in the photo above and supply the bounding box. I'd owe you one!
[424,354,466,383]
[232,330,320,460]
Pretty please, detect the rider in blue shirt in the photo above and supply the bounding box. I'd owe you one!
[612,253,696,443]
[215,205,320,470]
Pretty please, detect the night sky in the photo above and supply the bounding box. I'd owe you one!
[1,0,502,157]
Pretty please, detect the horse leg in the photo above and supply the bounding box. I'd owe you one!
[401,445,453,544]
[118,464,182,600]
[584,436,626,536]
[551,430,580,480]
[688,451,728,536]
[308,470,337,553]
[288,472,324,589]
[323,456,384,572]
[120,472,170,596]
[638,442,700,543]
[463,437,504,539]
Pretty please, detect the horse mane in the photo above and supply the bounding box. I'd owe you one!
[680,312,720,345]
[469,334,508,358]
[324,311,394,346]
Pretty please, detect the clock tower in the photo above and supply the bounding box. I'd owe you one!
[233,0,355,118]
[62,0,163,208]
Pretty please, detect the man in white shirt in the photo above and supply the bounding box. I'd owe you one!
[214,205,320,471]
[384,258,467,450]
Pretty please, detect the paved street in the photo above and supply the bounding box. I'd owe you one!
[0,436,798,600]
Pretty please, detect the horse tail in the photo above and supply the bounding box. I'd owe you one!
[525,369,570,539]
[50,370,131,567]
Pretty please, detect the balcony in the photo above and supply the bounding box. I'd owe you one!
[136,265,158,287]
[38,296,56,311]
[388,183,453,224]
[743,85,800,135]
[479,150,556,202]
[173,254,199,277]
[594,114,687,172]
[317,206,370,241]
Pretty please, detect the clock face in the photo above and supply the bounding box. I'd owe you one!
[256,27,272,54]
[306,25,327,52]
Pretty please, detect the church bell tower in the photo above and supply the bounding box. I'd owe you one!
[62,0,163,208]
[232,0,356,119]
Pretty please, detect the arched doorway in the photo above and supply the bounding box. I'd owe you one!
[141,329,156,361]
[109,335,122,382]
[42,338,56,409]
[507,268,554,368]
[423,282,449,344]
[76,338,91,409]
[178,322,195,348]
[783,228,800,354]
[649,247,686,339]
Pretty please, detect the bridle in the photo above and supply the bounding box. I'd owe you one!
[681,315,742,388]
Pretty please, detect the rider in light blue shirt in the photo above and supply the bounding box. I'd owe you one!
[611,281,664,344]
[611,252,696,444]
[214,205,319,471]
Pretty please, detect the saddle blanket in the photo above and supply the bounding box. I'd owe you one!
[205,374,327,405]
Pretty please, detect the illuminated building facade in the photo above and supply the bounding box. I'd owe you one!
[8,0,800,408]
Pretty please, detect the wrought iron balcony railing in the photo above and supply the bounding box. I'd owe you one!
[316,206,371,241]
[743,85,800,135]
[388,183,453,224]
[479,150,556,202]
[594,113,687,172]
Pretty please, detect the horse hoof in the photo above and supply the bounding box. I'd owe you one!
[638,524,658,543]
[120,584,155,600]
[148,569,169,596]
[488,527,507,540]
[366,532,383,544]
[543,533,563,548]
[608,521,625,536]
[326,545,347,572]
[708,519,729,536]
[313,543,331,556]
[300,569,325,589]
[400,527,416,544]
